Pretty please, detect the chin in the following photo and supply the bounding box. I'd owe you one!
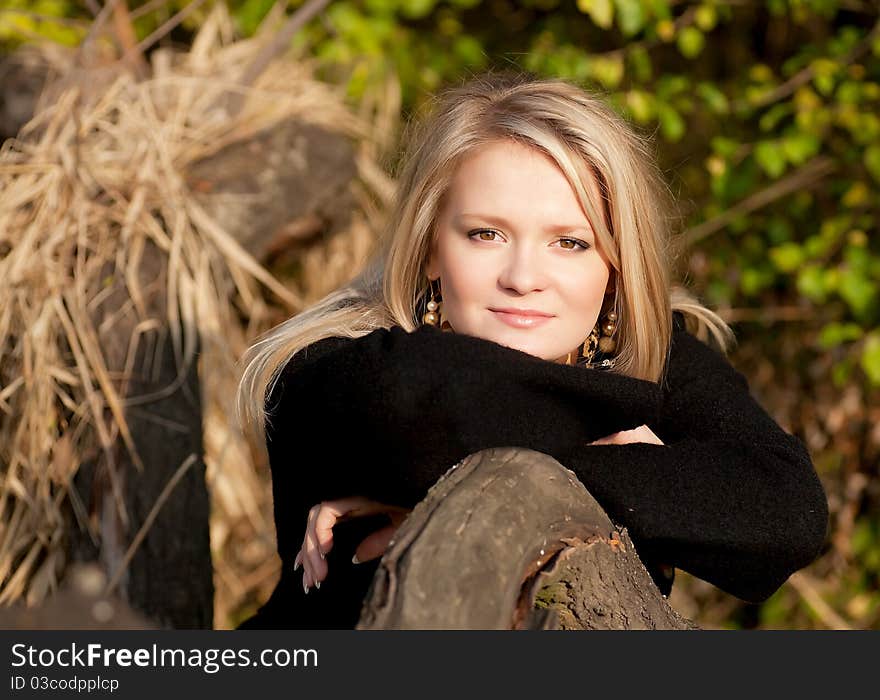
[482,330,554,359]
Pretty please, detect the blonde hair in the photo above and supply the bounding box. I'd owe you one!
[236,70,733,450]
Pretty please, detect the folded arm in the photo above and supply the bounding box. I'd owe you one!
[561,329,829,602]
[265,323,664,561]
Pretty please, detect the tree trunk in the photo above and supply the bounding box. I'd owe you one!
[186,119,358,266]
[68,239,213,629]
[357,447,697,630]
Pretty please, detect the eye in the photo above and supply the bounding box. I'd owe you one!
[556,237,591,251]
[468,229,502,242]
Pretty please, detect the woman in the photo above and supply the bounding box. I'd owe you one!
[235,71,828,629]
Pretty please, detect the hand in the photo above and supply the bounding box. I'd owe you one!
[588,424,665,446]
[294,496,411,594]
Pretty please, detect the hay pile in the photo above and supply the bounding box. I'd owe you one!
[0,4,397,627]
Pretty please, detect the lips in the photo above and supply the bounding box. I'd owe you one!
[490,308,554,329]
[489,307,554,317]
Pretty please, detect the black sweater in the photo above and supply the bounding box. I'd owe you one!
[237,313,828,629]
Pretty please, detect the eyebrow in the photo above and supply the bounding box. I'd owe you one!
[455,213,593,234]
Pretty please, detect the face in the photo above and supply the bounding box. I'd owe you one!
[426,139,613,363]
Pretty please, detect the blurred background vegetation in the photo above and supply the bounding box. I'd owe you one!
[1,0,878,629]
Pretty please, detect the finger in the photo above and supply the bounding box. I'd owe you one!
[304,506,328,585]
[311,497,403,557]
[352,523,398,564]
[637,426,665,445]
[312,506,342,559]
[320,496,396,520]
[588,435,616,445]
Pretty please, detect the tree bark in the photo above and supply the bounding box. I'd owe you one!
[68,239,213,629]
[357,447,697,630]
[186,119,358,266]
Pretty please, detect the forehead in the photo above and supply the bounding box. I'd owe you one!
[445,140,602,214]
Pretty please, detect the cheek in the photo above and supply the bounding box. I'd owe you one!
[561,262,610,308]
[442,267,484,312]
[437,242,486,307]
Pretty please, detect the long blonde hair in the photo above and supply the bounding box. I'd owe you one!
[236,70,733,450]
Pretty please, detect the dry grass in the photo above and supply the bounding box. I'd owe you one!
[0,3,397,627]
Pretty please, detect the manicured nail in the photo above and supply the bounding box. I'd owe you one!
[352,554,360,564]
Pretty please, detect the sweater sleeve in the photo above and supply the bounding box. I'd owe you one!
[264,323,664,562]
[559,326,829,603]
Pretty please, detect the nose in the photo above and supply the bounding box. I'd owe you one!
[497,243,548,295]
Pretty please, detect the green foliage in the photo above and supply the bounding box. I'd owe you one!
[0,0,85,46]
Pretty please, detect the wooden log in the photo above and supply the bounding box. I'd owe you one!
[186,119,358,266]
[68,239,213,629]
[357,447,697,630]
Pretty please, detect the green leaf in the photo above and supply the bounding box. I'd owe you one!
[711,136,739,158]
[657,103,685,142]
[797,265,827,302]
[861,332,880,385]
[627,45,653,82]
[758,104,791,133]
[781,132,820,166]
[676,26,704,58]
[865,145,880,184]
[818,322,863,349]
[804,235,828,258]
[749,63,774,82]
[577,0,614,29]
[842,183,870,208]
[626,89,654,122]
[644,0,672,21]
[769,242,805,273]
[810,58,838,96]
[832,359,854,388]
[839,271,877,318]
[590,55,624,88]
[453,35,484,65]
[696,82,729,115]
[740,266,773,296]
[754,141,786,178]
[400,0,437,20]
[655,18,676,42]
[837,81,861,104]
[614,0,645,37]
[694,4,718,31]
[767,216,793,244]
[234,0,277,36]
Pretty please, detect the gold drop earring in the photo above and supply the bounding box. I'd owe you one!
[598,309,618,354]
[423,279,441,326]
[581,326,600,365]
[581,309,618,365]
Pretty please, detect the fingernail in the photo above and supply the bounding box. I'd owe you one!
[315,581,321,590]
[294,552,302,572]
[320,549,325,560]
[352,554,360,564]
[303,577,309,595]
